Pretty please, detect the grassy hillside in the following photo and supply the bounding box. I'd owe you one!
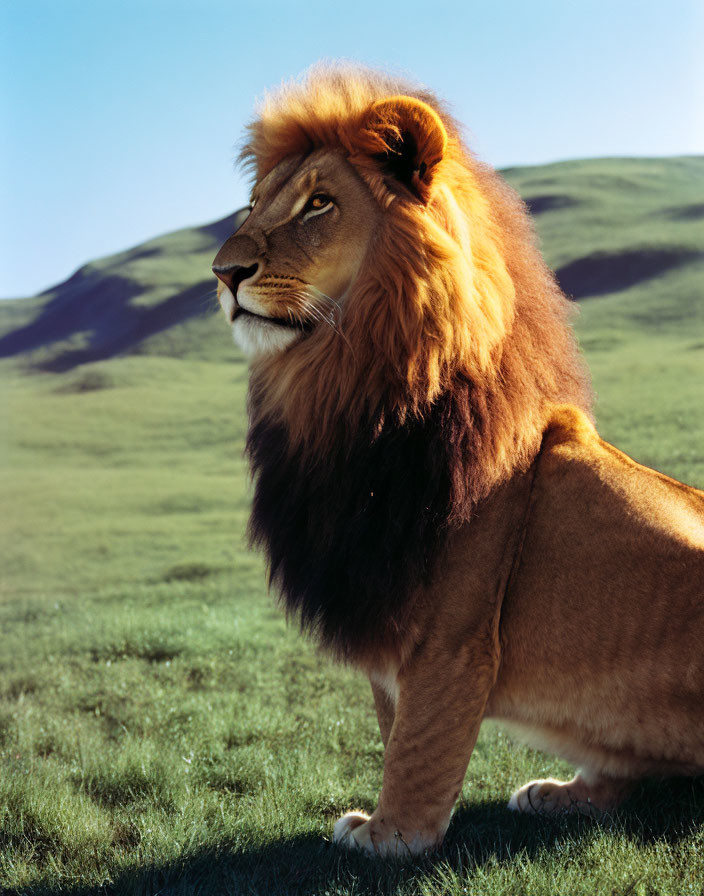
[1,157,703,372]
[1,157,703,895]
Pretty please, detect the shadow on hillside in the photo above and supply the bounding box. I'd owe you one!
[20,777,704,896]
[0,211,243,372]
[555,248,704,299]
[0,272,218,372]
[662,202,704,222]
[524,193,581,215]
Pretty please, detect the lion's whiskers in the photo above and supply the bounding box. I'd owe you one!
[306,285,344,318]
[293,285,356,357]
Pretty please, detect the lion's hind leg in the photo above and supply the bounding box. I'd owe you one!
[508,771,634,817]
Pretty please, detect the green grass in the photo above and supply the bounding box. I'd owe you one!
[1,157,703,894]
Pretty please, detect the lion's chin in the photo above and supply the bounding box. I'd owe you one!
[232,313,304,358]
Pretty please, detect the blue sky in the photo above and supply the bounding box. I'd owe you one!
[1,0,702,298]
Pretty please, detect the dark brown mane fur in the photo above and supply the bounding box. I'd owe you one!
[242,66,592,660]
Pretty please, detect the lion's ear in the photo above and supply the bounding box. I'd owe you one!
[364,95,448,202]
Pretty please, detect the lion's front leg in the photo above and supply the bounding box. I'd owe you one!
[334,635,498,858]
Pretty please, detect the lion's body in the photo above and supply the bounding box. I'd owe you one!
[213,66,704,856]
[416,405,704,794]
[490,407,704,783]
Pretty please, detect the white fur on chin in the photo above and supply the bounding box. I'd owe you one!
[232,314,301,358]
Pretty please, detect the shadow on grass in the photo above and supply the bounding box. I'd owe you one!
[17,777,704,896]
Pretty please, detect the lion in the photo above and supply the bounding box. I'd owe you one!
[212,65,704,858]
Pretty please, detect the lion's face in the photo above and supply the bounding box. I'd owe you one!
[213,149,380,358]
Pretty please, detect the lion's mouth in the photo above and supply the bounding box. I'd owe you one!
[233,306,313,332]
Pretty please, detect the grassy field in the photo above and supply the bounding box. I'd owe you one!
[1,157,703,894]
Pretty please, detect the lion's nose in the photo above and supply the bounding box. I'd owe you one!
[212,262,259,295]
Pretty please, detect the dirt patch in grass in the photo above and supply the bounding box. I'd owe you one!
[162,562,216,582]
[54,370,114,393]
[88,641,182,664]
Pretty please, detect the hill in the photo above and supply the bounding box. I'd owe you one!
[0,156,702,371]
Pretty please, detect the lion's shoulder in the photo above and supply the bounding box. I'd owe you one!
[535,403,704,549]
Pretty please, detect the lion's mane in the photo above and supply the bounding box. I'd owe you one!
[242,67,592,660]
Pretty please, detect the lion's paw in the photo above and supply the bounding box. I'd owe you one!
[508,777,598,817]
[333,812,375,854]
[333,811,439,859]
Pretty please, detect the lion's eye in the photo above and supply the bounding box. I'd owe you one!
[310,194,331,209]
[301,193,334,219]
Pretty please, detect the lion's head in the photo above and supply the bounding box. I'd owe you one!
[213,147,378,360]
[214,66,592,657]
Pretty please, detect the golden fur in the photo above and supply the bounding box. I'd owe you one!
[213,66,704,858]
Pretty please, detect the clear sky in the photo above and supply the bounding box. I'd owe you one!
[1,0,702,298]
